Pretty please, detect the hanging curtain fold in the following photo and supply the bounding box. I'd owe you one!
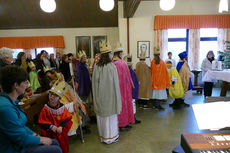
[0,36,65,49]
[154,29,168,60]
[154,14,230,30]
[218,28,230,52]
[188,29,200,70]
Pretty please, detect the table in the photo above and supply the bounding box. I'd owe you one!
[203,70,230,96]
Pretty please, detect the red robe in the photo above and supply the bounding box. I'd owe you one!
[38,104,72,153]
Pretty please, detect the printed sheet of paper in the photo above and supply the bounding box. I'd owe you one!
[192,102,230,130]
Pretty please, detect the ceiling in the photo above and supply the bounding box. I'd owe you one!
[0,0,118,29]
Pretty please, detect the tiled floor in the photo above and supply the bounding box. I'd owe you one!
[69,88,230,153]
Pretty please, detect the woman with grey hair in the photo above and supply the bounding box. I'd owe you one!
[201,50,217,97]
[0,47,14,71]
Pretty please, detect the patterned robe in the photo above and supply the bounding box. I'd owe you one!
[113,59,135,127]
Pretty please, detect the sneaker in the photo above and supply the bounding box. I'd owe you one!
[183,103,190,107]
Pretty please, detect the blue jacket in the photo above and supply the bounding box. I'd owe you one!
[0,92,40,153]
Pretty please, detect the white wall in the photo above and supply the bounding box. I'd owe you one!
[0,27,119,57]
[118,0,229,67]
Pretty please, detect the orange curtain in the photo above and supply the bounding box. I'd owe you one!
[154,14,230,30]
[0,36,65,49]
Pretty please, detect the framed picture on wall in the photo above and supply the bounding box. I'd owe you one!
[137,41,150,58]
[75,36,91,58]
[93,36,107,57]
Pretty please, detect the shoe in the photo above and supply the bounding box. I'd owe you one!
[135,119,141,124]
[125,125,132,129]
[183,103,190,107]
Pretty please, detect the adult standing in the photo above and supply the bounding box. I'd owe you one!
[60,54,71,82]
[49,53,57,69]
[112,43,135,129]
[165,52,176,67]
[41,50,51,68]
[136,50,152,108]
[55,52,61,71]
[0,47,13,71]
[0,65,62,153]
[150,48,170,110]
[201,51,216,97]
[14,52,28,70]
[92,41,121,144]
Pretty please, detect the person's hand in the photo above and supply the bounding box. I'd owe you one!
[50,125,58,133]
[56,126,63,134]
[40,137,52,145]
[32,133,40,137]
[37,69,41,72]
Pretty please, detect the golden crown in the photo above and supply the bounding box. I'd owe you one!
[99,40,112,54]
[28,61,35,69]
[77,50,86,59]
[114,42,124,53]
[154,47,160,55]
[43,66,53,73]
[49,80,68,98]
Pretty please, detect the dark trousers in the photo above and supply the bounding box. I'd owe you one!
[151,99,161,107]
[25,139,62,153]
[204,82,213,97]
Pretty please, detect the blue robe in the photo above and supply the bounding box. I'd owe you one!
[76,62,91,97]
[130,69,139,100]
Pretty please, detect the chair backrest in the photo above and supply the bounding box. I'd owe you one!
[22,92,48,134]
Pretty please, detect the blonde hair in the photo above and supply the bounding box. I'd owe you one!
[0,47,13,59]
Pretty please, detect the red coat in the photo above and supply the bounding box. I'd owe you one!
[38,105,72,153]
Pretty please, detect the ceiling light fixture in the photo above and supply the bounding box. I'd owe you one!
[219,0,228,13]
[160,0,176,11]
[99,0,115,12]
[40,0,56,13]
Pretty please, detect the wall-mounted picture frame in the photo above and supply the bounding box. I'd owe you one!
[75,36,91,58]
[137,41,150,58]
[93,36,107,57]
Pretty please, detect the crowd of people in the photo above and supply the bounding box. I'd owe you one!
[0,44,217,152]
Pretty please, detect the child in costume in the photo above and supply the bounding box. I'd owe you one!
[166,61,185,109]
[124,54,141,124]
[38,80,73,153]
[28,61,41,92]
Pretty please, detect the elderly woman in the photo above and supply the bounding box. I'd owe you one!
[0,47,13,71]
[201,51,216,97]
[0,65,62,153]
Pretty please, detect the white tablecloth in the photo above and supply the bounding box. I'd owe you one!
[202,70,230,82]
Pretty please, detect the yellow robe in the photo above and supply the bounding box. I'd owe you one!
[168,68,184,98]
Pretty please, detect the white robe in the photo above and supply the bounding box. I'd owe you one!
[96,114,119,144]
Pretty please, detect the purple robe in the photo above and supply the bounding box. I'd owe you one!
[130,69,139,100]
[75,62,91,97]
[113,59,135,127]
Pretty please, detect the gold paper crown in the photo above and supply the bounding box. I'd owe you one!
[123,54,132,66]
[154,47,160,55]
[114,42,124,53]
[28,61,35,69]
[49,80,68,98]
[99,40,112,54]
[78,50,86,59]
[140,50,146,59]
[43,66,53,73]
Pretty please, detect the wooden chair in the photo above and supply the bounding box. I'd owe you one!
[21,92,49,134]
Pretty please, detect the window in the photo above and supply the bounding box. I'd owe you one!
[36,47,55,57]
[168,28,218,68]
[168,29,188,63]
[199,28,218,67]
[12,49,23,58]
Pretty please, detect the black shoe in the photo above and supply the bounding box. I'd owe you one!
[125,125,132,129]
[135,119,141,124]
[183,103,190,107]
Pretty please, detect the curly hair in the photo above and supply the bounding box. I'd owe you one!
[97,52,112,67]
